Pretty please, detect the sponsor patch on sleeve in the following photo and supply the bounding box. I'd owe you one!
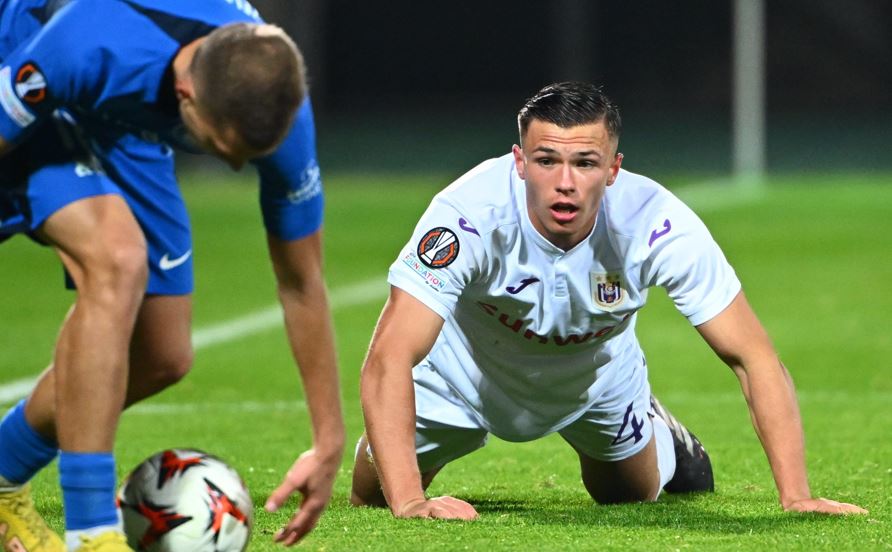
[0,66,36,128]
[416,227,460,268]
[402,251,449,291]
[286,160,322,205]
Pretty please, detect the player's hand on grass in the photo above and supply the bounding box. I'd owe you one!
[265,448,341,545]
[395,496,479,520]
[784,497,868,515]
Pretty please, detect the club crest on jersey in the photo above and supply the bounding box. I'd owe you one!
[417,227,459,269]
[14,62,46,104]
[591,272,625,311]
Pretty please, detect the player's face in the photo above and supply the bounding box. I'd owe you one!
[513,119,623,251]
[180,100,264,170]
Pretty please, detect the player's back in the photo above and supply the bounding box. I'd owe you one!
[0,0,58,59]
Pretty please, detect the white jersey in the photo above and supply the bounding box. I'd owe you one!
[389,153,740,441]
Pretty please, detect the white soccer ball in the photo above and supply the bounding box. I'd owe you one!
[117,449,253,551]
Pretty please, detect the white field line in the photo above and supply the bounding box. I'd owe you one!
[0,276,388,404]
[69,391,892,417]
[127,399,306,415]
[0,177,767,404]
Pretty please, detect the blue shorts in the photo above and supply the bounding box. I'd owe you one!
[1,112,193,295]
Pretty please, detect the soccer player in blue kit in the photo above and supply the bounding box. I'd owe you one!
[0,0,343,549]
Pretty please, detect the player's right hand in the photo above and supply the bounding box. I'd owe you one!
[395,496,479,520]
[783,497,868,515]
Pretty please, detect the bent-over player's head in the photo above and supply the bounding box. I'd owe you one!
[188,23,305,165]
[517,82,622,152]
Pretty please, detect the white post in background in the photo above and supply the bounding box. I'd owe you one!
[733,0,766,184]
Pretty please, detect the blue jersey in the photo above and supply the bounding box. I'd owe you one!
[0,0,323,241]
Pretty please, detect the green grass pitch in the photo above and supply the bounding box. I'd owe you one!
[0,170,889,550]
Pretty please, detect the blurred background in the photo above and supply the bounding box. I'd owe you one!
[236,0,892,178]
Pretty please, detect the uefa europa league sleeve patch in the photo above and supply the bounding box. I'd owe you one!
[417,227,460,268]
[15,61,47,105]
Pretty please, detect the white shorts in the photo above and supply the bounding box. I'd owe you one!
[405,357,655,473]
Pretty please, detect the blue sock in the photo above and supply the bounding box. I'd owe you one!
[0,399,58,485]
[58,451,119,530]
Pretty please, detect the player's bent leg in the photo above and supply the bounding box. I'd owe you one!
[649,395,714,493]
[574,435,663,504]
[39,195,146,548]
[350,433,387,507]
[40,194,147,451]
[14,294,194,447]
[124,294,194,407]
[349,432,461,508]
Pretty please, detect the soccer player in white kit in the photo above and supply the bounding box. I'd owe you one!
[351,82,866,519]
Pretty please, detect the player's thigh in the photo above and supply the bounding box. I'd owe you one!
[130,294,193,368]
[90,132,193,296]
[133,294,192,352]
[558,354,660,500]
[559,354,653,462]
[0,115,138,260]
[30,173,145,282]
[359,363,489,475]
[413,362,489,474]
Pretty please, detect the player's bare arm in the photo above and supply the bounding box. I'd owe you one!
[358,287,478,520]
[696,291,867,515]
[263,230,346,545]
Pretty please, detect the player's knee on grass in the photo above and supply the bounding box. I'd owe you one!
[350,434,387,507]
[577,437,662,505]
[349,434,446,508]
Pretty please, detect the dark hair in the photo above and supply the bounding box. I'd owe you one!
[190,23,306,152]
[517,82,621,145]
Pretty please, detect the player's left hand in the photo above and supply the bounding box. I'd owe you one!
[784,497,868,515]
[265,448,341,545]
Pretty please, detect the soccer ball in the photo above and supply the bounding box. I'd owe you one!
[117,449,253,551]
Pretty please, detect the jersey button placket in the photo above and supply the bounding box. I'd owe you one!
[553,254,569,299]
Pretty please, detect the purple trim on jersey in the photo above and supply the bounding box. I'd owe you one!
[648,218,672,247]
[458,217,479,236]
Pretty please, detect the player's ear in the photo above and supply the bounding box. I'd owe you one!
[512,144,526,179]
[607,152,623,186]
[174,76,196,102]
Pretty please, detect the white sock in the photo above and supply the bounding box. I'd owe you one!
[652,415,676,491]
[65,520,124,551]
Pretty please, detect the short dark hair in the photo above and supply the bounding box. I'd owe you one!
[191,23,306,152]
[517,82,622,145]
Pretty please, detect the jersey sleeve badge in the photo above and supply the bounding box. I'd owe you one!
[417,227,460,269]
[0,66,36,128]
[15,62,47,105]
